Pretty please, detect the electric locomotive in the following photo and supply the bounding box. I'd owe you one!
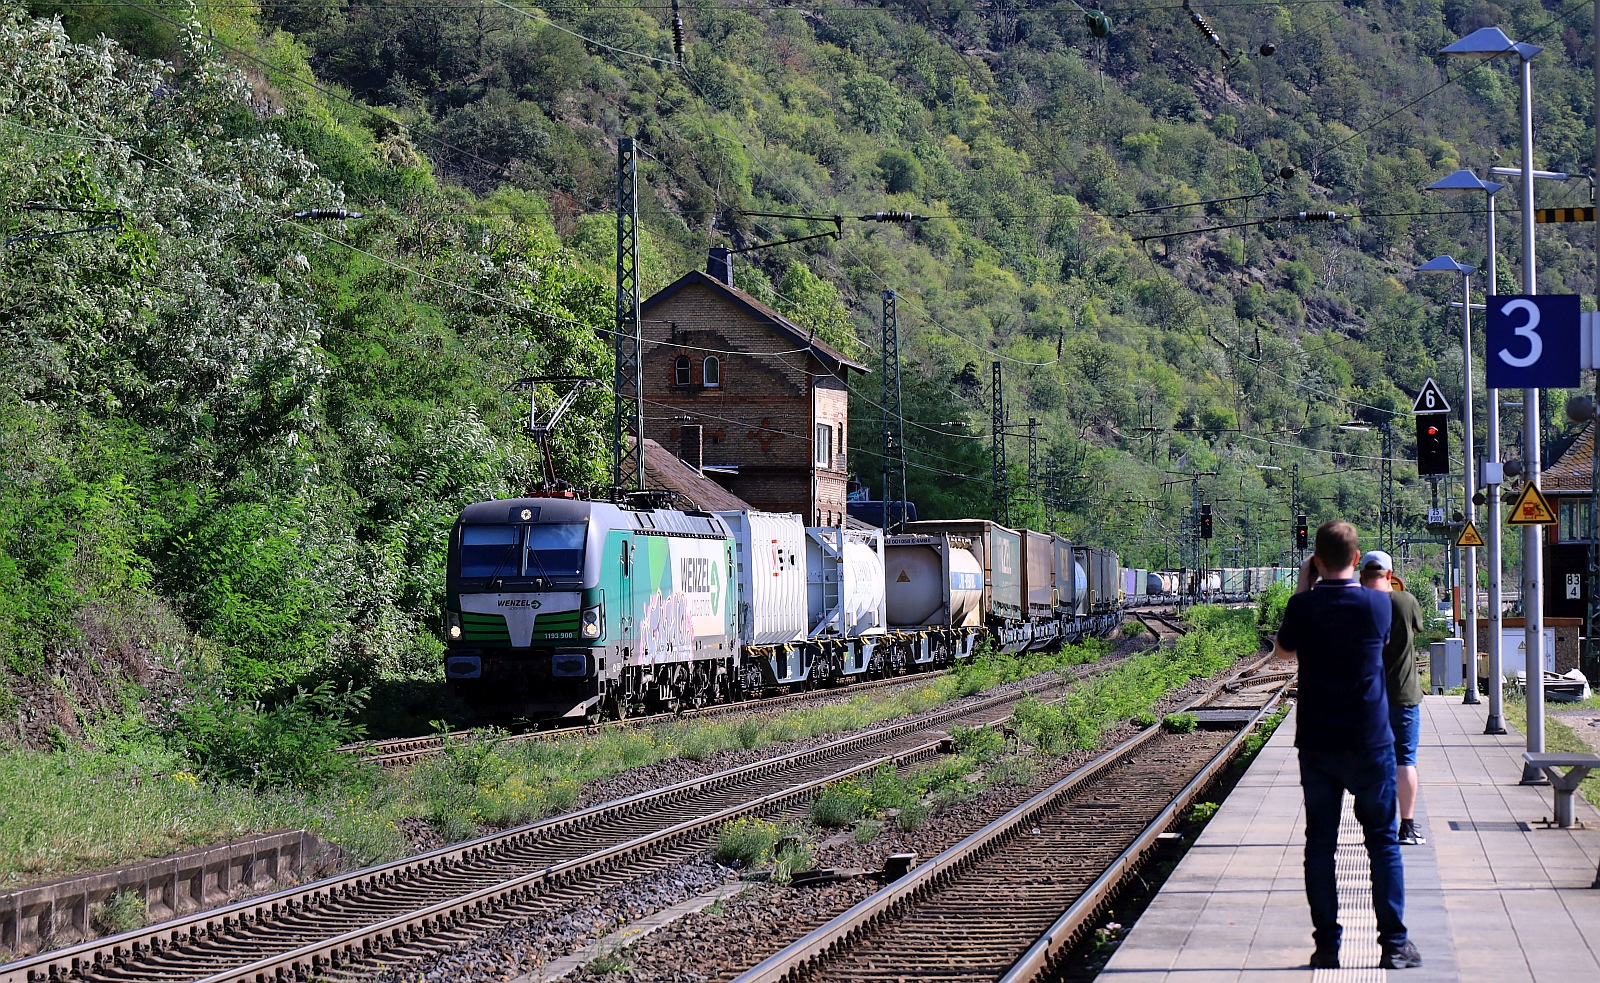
[443,496,739,722]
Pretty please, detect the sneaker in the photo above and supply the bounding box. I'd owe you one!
[1308,946,1340,969]
[1381,940,1423,969]
[1398,819,1427,846]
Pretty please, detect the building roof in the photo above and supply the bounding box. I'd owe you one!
[640,438,753,512]
[1543,421,1595,493]
[641,268,869,373]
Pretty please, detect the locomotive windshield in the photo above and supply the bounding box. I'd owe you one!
[459,522,587,579]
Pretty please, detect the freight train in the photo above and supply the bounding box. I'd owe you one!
[441,494,1278,724]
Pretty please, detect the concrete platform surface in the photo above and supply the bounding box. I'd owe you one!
[1099,696,1600,981]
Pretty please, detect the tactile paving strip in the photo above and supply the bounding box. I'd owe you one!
[1313,799,1386,982]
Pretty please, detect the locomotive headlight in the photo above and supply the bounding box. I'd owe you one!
[446,611,463,640]
[449,624,462,640]
[581,604,602,638]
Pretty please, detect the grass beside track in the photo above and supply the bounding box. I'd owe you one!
[1501,689,1600,813]
[0,639,1111,890]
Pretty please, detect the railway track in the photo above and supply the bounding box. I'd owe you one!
[731,666,1289,983]
[5,666,1122,983]
[340,672,943,768]
[348,601,1203,769]
[1130,610,1187,642]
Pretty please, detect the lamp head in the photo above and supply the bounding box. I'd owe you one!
[1414,255,1476,275]
[1439,26,1541,61]
[1425,170,1505,196]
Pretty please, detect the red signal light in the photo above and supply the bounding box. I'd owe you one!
[1427,426,1438,435]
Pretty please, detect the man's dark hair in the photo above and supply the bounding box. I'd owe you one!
[1313,520,1359,570]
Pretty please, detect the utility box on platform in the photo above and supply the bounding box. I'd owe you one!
[1431,637,1464,693]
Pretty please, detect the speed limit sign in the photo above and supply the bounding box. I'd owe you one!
[1486,295,1581,388]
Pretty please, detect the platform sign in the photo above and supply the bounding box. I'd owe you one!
[1455,522,1485,548]
[1485,295,1581,389]
[1411,378,1450,414]
[1506,483,1557,526]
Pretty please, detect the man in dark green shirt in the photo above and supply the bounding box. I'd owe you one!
[1361,550,1427,845]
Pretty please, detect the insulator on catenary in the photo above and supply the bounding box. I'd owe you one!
[671,0,685,61]
[1293,211,1347,222]
[860,211,927,223]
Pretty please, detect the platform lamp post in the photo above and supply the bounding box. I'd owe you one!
[1426,170,1510,731]
[1440,25,1547,776]
[1416,256,1482,706]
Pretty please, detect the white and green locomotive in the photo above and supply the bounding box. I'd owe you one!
[444,496,742,722]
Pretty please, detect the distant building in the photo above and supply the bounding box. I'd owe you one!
[640,253,867,526]
[1538,421,1597,621]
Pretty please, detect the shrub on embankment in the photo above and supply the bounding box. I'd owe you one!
[1012,606,1257,754]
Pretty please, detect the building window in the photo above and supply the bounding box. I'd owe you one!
[703,355,721,388]
[814,423,832,468]
[674,355,691,386]
[1559,498,1592,542]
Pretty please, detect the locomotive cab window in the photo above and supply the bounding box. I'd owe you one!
[459,525,521,579]
[459,522,587,579]
[524,522,587,578]
[674,355,691,386]
[703,355,720,388]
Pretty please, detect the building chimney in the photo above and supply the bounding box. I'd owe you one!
[707,247,734,285]
[680,424,703,473]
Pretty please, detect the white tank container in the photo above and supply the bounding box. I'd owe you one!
[806,527,887,638]
[717,510,807,645]
[884,534,984,628]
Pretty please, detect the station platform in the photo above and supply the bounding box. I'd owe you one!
[1100,696,1600,981]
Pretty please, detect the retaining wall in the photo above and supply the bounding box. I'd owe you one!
[0,829,334,958]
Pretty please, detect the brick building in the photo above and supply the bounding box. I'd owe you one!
[640,256,866,526]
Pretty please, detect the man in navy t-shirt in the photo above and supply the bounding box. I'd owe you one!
[1275,520,1420,970]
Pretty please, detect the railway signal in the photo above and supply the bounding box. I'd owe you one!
[1416,413,1450,475]
[1200,503,1213,539]
[1294,514,1308,550]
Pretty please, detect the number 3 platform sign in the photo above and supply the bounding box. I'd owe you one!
[1485,295,1580,389]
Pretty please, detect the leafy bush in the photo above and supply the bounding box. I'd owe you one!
[1255,580,1293,634]
[166,681,367,789]
[1122,621,1147,637]
[1162,712,1198,734]
[810,780,873,827]
[1131,711,1158,728]
[735,718,765,749]
[948,724,1005,761]
[712,817,799,868]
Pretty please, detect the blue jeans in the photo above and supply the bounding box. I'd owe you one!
[1299,746,1408,949]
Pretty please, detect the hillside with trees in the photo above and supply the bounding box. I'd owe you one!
[3,0,1597,757]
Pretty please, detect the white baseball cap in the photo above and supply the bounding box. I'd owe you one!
[1359,550,1394,573]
